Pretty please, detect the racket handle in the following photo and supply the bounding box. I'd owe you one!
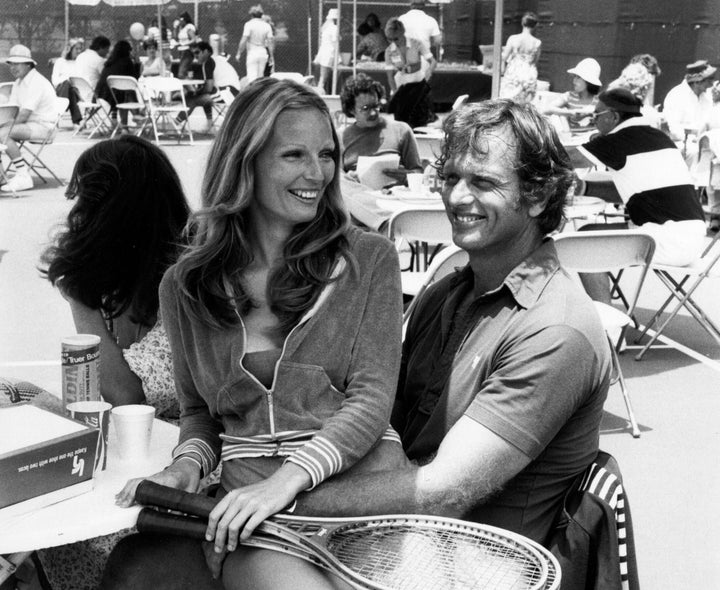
[136,508,208,540]
[135,481,218,518]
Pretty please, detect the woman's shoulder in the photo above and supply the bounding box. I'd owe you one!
[346,226,395,260]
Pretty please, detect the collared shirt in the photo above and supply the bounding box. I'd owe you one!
[10,68,57,127]
[398,8,441,49]
[392,239,611,544]
[663,79,713,141]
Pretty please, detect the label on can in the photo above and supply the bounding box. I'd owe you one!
[62,334,101,407]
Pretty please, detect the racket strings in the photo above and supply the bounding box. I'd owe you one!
[327,525,546,590]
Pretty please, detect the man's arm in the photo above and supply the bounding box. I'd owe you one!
[15,108,32,125]
[294,415,530,518]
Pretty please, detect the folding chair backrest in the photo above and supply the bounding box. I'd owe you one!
[271,72,307,83]
[451,94,469,111]
[142,76,183,95]
[0,104,18,127]
[218,88,236,106]
[106,76,147,106]
[386,207,452,245]
[0,82,13,103]
[69,76,94,102]
[553,230,656,317]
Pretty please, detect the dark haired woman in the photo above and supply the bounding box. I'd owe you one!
[103,77,405,590]
[544,57,602,132]
[176,11,197,78]
[38,135,191,590]
[340,74,422,182]
[94,40,141,132]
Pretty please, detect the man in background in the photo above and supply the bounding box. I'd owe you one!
[399,0,442,61]
[75,35,111,92]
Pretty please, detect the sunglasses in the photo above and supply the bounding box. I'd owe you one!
[357,103,380,112]
[592,110,612,121]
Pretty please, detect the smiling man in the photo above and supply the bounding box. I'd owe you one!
[291,99,612,548]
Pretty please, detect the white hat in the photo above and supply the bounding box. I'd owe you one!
[567,58,601,87]
[326,8,339,20]
[5,44,36,65]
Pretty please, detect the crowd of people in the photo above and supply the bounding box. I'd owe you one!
[4,2,720,589]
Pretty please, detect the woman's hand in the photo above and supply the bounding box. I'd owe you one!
[115,457,201,507]
[205,463,311,554]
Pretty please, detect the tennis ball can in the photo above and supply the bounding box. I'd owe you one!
[62,334,101,408]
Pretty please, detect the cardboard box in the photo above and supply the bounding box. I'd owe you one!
[0,404,99,511]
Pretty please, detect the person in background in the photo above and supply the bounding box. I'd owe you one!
[544,57,602,132]
[0,45,57,193]
[574,88,707,301]
[75,35,111,92]
[176,11,197,79]
[608,62,662,127]
[663,59,716,143]
[235,4,274,83]
[398,0,442,61]
[313,8,339,94]
[176,41,216,134]
[101,77,405,590]
[384,17,436,129]
[141,39,164,76]
[499,12,541,104]
[355,13,388,62]
[629,53,661,107]
[340,74,422,183]
[94,40,141,133]
[52,37,85,129]
[212,53,241,96]
[37,135,191,590]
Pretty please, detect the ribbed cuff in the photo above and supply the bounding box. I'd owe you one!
[172,438,217,478]
[285,435,342,490]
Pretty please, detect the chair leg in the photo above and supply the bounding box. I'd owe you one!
[608,336,641,438]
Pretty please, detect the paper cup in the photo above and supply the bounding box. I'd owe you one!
[111,405,155,461]
[406,173,424,194]
[67,400,112,471]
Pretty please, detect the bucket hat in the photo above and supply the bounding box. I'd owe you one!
[5,44,36,65]
[567,58,602,86]
[685,60,716,83]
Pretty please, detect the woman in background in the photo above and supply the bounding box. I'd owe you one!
[176,11,197,79]
[235,4,274,83]
[52,37,85,128]
[356,13,388,62]
[499,12,541,103]
[141,39,164,76]
[94,40,141,132]
[313,8,339,94]
[37,135,191,590]
[544,57,602,132]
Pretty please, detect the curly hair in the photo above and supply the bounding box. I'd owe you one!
[609,63,653,101]
[340,73,386,117]
[173,77,352,334]
[105,40,132,68]
[40,136,190,327]
[436,100,575,235]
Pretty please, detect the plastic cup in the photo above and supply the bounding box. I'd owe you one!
[406,173,424,194]
[111,405,155,461]
[67,400,112,471]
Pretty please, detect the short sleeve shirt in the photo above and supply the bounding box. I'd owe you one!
[242,17,273,48]
[10,68,57,127]
[392,240,611,543]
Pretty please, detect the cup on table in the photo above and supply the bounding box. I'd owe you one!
[111,405,155,461]
[66,400,112,471]
[406,173,424,194]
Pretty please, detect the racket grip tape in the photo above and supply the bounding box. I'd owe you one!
[135,481,218,518]
[136,508,208,540]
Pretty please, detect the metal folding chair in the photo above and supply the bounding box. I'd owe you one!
[14,97,68,186]
[106,75,157,141]
[0,82,13,103]
[554,230,656,438]
[0,104,18,187]
[210,88,236,131]
[141,77,193,144]
[70,76,112,138]
[386,206,453,274]
[635,230,720,360]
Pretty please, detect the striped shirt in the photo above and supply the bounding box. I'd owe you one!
[577,116,705,225]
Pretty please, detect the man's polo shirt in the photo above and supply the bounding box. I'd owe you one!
[577,116,704,226]
[392,239,611,544]
[10,68,57,128]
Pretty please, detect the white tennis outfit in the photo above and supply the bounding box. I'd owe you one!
[242,17,273,81]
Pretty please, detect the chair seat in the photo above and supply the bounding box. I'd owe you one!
[401,271,430,297]
[116,102,146,110]
[594,302,632,330]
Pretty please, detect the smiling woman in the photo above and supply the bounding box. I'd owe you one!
[101,78,408,590]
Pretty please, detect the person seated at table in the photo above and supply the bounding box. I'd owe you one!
[340,74,423,184]
[101,77,404,590]
[75,35,111,93]
[384,17,436,129]
[608,62,662,128]
[0,44,58,193]
[94,39,141,133]
[543,57,602,133]
[211,53,241,97]
[356,13,388,62]
[175,41,216,135]
[662,59,715,143]
[36,135,191,590]
[574,88,707,302]
[141,39,165,77]
[51,37,85,128]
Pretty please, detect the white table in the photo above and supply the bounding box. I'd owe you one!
[0,419,179,554]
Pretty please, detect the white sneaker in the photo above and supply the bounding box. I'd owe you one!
[1,172,33,192]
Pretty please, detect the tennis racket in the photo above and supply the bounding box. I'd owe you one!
[135,481,560,590]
